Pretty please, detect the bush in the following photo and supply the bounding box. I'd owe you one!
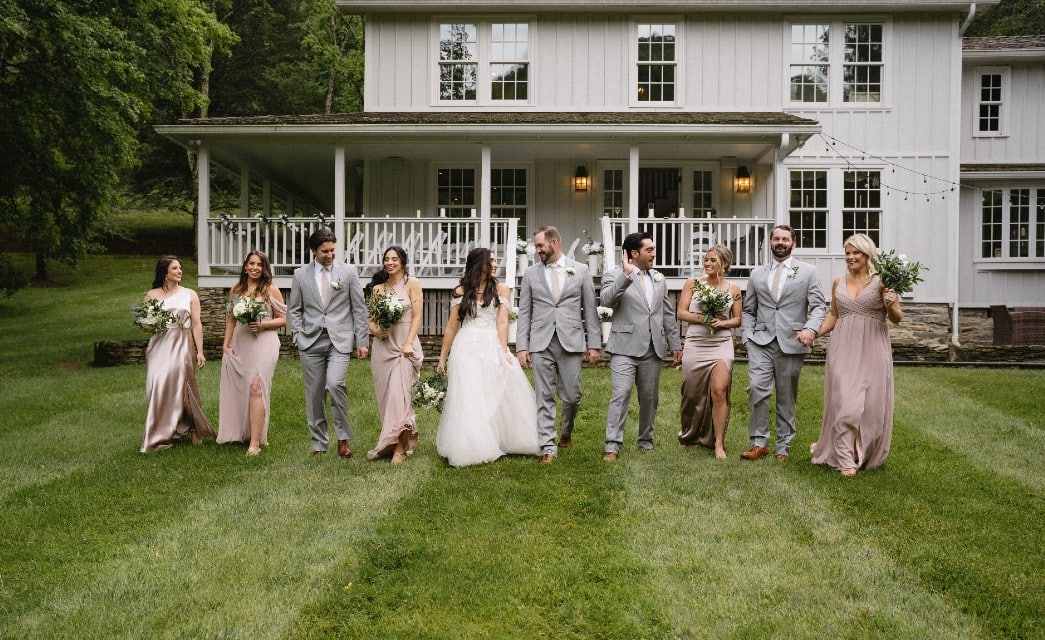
[0,254,29,298]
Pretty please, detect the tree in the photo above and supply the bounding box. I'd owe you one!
[299,0,364,113]
[0,0,231,280]
[964,0,1045,36]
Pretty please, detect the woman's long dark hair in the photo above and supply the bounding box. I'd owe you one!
[230,250,274,298]
[151,255,179,289]
[456,247,499,322]
[370,246,409,287]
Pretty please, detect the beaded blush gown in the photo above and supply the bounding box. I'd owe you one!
[140,288,215,452]
[436,295,540,467]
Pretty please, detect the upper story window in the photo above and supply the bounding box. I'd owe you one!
[438,22,530,104]
[980,187,1045,260]
[789,169,882,250]
[636,23,677,103]
[974,67,1009,137]
[789,21,885,106]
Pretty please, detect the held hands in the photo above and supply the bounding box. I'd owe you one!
[356,346,369,360]
[516,350,530,368]
[672,349,682,366]
[796,328,816,347]
[585,348,601,364]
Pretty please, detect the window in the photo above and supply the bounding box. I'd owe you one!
[789,171,829,249]
[842,171,881,245]
[438,22,530,104]
[692,170,714,214]
[491,168,528,234]
[789,21,885,106]
[974,67,1009,137]
[603,169,624,216]
[980,187,1045,259]
[636,23,676,103]
[436,168,475,217]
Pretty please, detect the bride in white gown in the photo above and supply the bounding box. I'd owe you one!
[436,248,540,467]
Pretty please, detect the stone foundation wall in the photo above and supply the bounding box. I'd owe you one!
[95,299,1045,366]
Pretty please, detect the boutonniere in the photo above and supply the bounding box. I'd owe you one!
[565,266,576,276]
[331,280,342,290]
[787,266,799,279]
[651,270,664,284]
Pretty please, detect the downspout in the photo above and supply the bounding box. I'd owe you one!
[960,4,977,35]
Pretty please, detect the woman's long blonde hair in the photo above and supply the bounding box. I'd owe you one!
[843,233,878,276]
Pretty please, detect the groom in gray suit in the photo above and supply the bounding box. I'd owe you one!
[288,228,370,458]
[516,226,602,464]
[740,224,826,461]
[600,231,682,461]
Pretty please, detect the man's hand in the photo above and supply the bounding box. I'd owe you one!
[796,328,816,347]
[516,350,530,368]
[621,249,634,276]
[585,348,601,364]
[356,346,370,359]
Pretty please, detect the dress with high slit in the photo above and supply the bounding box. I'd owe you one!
[811,276,894,472]
[367,279,423,459]
[140,288,215,452]
[436,295,540,467]
[217,295,286,445]
[678,285,735,447]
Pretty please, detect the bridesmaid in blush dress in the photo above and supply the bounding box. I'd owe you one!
[218,251,286,456]
[677,246,742,459]
[366,246,424,464]
[811,234,904,477]
[140,256,215,452]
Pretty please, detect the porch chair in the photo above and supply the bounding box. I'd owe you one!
[414,230,449,277]
[728,225,766,277]
[689,225,717,275]
[566,237,581,260]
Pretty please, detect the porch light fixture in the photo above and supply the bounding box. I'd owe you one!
[735,166,752,194]
[574,165,590,192]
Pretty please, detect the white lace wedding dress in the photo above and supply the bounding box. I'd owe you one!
[436,296,540,467]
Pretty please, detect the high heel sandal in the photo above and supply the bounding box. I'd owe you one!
[246,446,261,457]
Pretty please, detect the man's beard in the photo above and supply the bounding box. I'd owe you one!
[772,244,792,260]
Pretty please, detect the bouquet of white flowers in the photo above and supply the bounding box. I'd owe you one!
[231,296,268,336]
[515,238,530,255]
[694,281,734,334]
[872,250,926,299]
[412,371,448,411]
[597,306,614,322]
[368,290,405,329]
[132,298,178,334]
[582,229,604,255]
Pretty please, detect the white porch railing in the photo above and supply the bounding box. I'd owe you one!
[206,215,518,282]
[599,215,771,278]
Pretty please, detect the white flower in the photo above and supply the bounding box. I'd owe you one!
[652,270,664,283]
[597,306,614,321]
[515,238,529,254]
[331,280,342,290]
[582,241,604,255]
[565,266,576,275]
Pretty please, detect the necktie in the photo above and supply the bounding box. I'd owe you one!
[636,269,649,303]
[321,266,330,305]
[771,263,783,301]
[549,263,561,301]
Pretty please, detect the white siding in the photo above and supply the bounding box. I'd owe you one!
[961,62,1045,163]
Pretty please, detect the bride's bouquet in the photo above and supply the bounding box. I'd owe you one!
[231,296,268,336]
[872,250,926,299]
[132,298,178,334]
[368,290,405,329]
[694,281,734,334]
[412,371,447,411]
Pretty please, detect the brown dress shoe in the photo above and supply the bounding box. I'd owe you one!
[337,440,352,458]
[775,454,790,462]
[602,452,619,462]
[540,452,555,464]
[558,435,573,448]
[740,446,770,460]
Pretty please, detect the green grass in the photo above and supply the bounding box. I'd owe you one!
[0,255,1042,639]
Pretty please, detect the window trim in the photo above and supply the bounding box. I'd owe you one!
[787,166,885,253]
[977,185,1045,265]
[972,66,1010,138]
[432,19,533,107]
[785,17,891,109]
[629,18,682,108]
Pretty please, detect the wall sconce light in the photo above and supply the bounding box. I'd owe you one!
[574,165,590,192]
[735,166,752,194]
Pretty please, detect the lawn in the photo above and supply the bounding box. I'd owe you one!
[0,255,1042,639]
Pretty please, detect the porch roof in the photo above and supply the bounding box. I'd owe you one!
[961,164,1045,180]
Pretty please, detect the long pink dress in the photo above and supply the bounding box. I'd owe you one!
[811,276,894,472]
[678,284,734,447]
[140,288,215,452]
[217,295,286,445]
[366,279,423,459]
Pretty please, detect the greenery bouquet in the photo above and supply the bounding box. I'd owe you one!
[132,298,178,334]
[368,290,405,329]
[694,281,734,334]
[412,371,448,411]
[872,250,926,298]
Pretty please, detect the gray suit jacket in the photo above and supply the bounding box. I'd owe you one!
[600,267,681,359]
[288,259,369,354]
[741,259,826,355]
[516,258,601,353]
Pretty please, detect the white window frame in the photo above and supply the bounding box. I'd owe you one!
[973,66,1010,138]
[786,18,890,108]
[787,167,885,253]
[490,165,531,236]
[433,19,532,106]
[976,185,1045,267]
[630,19,682,108]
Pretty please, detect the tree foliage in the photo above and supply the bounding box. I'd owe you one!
[964,0,1045,36]
[0,0,232,279]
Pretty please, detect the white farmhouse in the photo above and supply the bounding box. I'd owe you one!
[155,1,1045,349]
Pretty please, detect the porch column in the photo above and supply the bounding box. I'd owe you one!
[240,166,250,216]
[773,134,788,225]
[628,146,640,233]
[334,143,346,256]
[197,144,211,276]
[480,144,491,246]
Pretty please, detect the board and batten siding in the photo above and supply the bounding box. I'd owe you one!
[960,61,1045,163]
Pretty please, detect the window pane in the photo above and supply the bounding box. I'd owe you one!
[637,23,676,102]
[843,23,883,103]
[789,170,828,248]
[790,24,829,103]
[981,189,1003,258]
